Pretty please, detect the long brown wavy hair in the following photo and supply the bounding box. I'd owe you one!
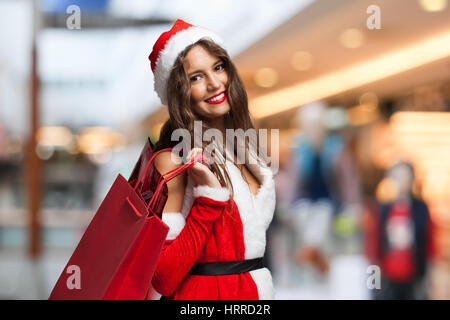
[154,38,260,198]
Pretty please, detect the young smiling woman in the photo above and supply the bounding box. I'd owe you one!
[148,19,276,300]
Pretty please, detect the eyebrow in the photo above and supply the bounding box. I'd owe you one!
[187,59,223,77]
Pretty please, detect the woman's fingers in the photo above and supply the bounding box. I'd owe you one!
[186,147,210,165]
[186,147,202,163]
[185,148,221,188]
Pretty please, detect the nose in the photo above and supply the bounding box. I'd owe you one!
[206,72,221,91]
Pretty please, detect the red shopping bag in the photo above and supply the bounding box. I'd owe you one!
[49,140,204,300]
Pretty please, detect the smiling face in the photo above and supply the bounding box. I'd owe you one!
[183,45,231,123]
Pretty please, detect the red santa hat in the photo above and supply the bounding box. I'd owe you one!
[149,19,226,105]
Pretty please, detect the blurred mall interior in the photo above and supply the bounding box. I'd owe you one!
[0,0,449,299]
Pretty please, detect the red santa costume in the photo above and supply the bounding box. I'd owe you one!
[148,20,276,300]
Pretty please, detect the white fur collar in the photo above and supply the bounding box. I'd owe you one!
[223,160,275,259]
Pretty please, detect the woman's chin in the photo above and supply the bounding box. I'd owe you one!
[199,103,230,121]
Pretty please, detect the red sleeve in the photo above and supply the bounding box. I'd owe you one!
[151,196,228,296]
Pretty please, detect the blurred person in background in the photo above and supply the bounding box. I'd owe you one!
[265,140,295,286]
[366,161,436,300]
[290,102,362,276]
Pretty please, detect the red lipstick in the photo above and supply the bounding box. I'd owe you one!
[205,91,226,105]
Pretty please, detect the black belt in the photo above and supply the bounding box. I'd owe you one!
[188,258,264,276]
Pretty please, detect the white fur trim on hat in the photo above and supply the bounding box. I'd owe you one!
[153,26,226,105]
[193,185,230,202]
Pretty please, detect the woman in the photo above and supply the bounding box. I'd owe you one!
[149,19,275,300]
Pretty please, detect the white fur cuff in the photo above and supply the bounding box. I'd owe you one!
[193,185,230,202]
[161,212,186,240]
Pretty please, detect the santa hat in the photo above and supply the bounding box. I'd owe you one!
[149,19,226,105]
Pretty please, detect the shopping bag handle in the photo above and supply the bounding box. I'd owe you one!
[155,150,209,186]
[147,151,210,212]
[134,147,210,192]
[133,147,178,192]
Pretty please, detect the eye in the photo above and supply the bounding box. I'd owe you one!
[190,75,201,82]
[215,64,225,71]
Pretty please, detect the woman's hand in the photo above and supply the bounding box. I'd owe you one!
[186,148,221,188]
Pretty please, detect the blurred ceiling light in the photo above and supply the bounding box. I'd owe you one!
[36,126,73,147]
[359,92,379,107]
[339,28,365,49]
[290,51,313,71]
[88,149,112,165]
[78,127,125,155]
[254,67,279,88]
[361,103,378,113]
[390,111,450,122]
[359,92,379,115]
[78,135,109,155]
[390,111,450,133]
[348,103,379,126]
[418,0,448,12]
[393,125,450,134]
[393,135,450,147]
[250,30,450,119]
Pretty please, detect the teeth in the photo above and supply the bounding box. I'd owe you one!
[206,92,224,102]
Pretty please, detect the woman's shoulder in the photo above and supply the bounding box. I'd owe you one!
[154,150,184,176]
[153,150,187,194]
[154,150,188,213]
